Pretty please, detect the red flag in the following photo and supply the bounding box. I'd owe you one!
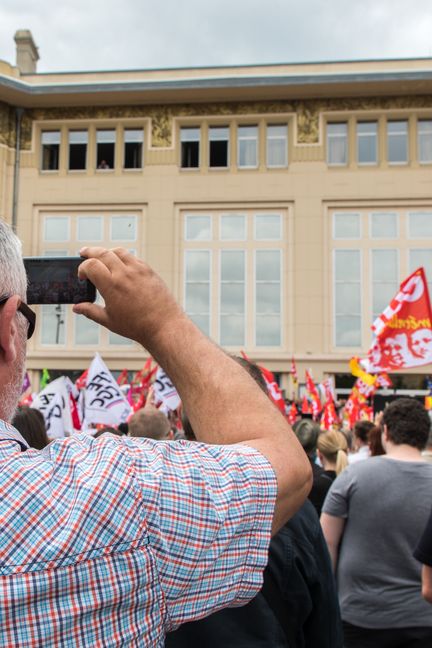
[75,369,88,391]
[301,395,311,414]
[117,369,129,386]
[305,370,322,417]
[321,398,339,431]
[363,267,432,372]
[70,394,82,431]
[345,394,360,428]
[376,372,393,389]
[287,402,298,425]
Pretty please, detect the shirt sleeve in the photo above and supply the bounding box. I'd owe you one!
[414,505,432,566]
[321,467,355,519]
[125,437,277,630]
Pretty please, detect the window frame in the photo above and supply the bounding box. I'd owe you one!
[356,121,378,166]
[237,125,259,169]
[266,124,288,168]
[327,122,348,167]
[387,119,408,166]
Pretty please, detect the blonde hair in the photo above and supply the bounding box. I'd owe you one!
[317,430,348,475]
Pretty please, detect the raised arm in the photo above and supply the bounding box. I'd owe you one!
[74,247,311,533]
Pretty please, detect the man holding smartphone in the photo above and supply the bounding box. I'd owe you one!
[0,220,311,646]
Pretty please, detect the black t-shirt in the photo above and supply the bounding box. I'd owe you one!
[308,460,334,516]
[414,504,432,566]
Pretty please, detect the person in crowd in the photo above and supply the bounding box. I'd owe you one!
[321,397,432,648]
[128,407,173,440]
[293,418,334,515]
[167,358,343,648]
[93,425,124,438]
[0,221,311,645]
[348,420,373,464]
[316,430,348,481]
[414,504,432,604]
[367,424,386,456]
[11,405,49,450]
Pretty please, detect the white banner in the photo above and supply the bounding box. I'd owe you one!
[31,376,73,439]
[153,367,181,411]
[82,354,132,428]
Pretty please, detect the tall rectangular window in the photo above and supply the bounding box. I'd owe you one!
[357,121,377,165]
[96,129,116,169]
[68,130,87,170]
[371,249,398,320]
[124,129,143,169]
[255,250,281,346]
[387,120,408,164]
[185,250,210,335]
[41,131,60,171]
[334,250,361,346]
[181,127,200,168]
[266,124,288,167]
[238,125,258,168]
[410,249,432,297]
[220,251,245,346]
[209,126,229,168]
[418,120,432,164]
[327,123,348,165]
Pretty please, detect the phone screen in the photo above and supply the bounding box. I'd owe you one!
[24,257,96,305]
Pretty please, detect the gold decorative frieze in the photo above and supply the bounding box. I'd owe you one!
[11,94,432,150]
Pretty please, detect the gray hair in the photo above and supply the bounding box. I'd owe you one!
[0,220,27,300]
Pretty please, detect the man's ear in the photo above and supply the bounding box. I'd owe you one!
[0,296,21,364]
[382,424,389,444]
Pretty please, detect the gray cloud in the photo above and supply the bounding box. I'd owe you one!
[0,0,431,73]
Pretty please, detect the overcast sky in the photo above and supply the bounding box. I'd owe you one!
[1,0,432,73]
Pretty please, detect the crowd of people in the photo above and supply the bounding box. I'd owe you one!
[1,217,432,646]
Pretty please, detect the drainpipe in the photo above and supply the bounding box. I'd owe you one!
[12,107,24,233]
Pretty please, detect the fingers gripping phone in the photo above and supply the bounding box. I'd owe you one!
[24,257,96,305]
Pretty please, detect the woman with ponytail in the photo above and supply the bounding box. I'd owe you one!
[317,430,348,480]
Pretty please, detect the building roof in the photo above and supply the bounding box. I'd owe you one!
[1,57,432,108]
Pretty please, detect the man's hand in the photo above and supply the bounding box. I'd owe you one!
[73,247,184,351]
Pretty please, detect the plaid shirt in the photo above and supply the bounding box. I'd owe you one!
[0,421,276,647]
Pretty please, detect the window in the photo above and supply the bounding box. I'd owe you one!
[255,214,282,240]
[408,212,432,238]
[371,250,398,320]
[68,130,87,170]
[370,212,398,239]
[357,121,377,165]
[220,214,246,240]
[418,120,432,164]
[181,127,200,168]
[255,250,281,346]
[387,120,408,164]
[334,250,361,346]
[41,131,60,171]
[267,125,288,167]
[96,129,115,169]
[409,249,432,297]
[185,214,212,241]
[220,251,245,346]
[183,210,285,348]
[238,125,258,168]
[333,213,361,239]
[327,123,348,166]
[124,129,143,169]
[111,215,137,241]
[77,216,102,242]
[185,250,211,335]
[209,126,229,168]
[44,216,69,242]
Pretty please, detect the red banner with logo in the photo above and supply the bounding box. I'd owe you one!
[363,267,432,372]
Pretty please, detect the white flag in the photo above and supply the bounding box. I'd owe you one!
[31,376,73,439]
[82,354,132,428]
[153,367,181,411]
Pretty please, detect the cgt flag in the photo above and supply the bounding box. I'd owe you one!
[362,267,432,373]
[31,376,73,439]
[82,354,132,428]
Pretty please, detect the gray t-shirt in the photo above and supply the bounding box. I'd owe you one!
[322,456,432,629]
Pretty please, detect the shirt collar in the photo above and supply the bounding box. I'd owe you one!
[0,419,29,451]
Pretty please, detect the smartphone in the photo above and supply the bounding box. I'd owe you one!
[24,257,96,305]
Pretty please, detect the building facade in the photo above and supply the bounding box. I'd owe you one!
[1,30,432,394]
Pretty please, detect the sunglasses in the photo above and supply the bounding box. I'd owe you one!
[0,296,36,340]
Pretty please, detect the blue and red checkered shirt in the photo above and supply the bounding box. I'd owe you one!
[0,421,276,646]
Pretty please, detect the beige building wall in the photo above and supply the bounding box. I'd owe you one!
[1,52,432,393]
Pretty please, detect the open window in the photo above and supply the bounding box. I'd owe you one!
[124,129,143,169]
[209,126,229,168]
[41,131,60,171]
[68,130,88,170]
[96,129,115,169]
[181,127,200,168]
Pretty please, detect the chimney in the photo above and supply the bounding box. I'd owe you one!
[14,30,39,74]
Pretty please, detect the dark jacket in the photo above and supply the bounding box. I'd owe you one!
[165,499,343,648]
